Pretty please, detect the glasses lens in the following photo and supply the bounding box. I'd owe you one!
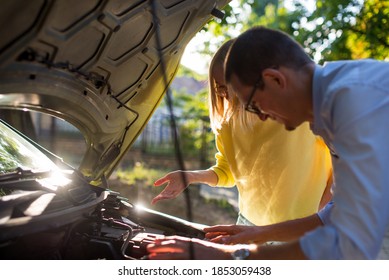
[245,76,264,115]
[246,104,261,114]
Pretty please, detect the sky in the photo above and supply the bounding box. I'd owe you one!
[181,33,210,75]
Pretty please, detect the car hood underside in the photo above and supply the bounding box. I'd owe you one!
[0,0,229,182]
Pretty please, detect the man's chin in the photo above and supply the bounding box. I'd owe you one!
[284,125,296,131]
[274,117,297,131]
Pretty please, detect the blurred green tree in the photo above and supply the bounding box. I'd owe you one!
[204,0,388,61]
[171,87,216,168]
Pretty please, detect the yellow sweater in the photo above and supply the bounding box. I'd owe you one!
[209,112,332,226]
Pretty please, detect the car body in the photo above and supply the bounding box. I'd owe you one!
[0,0,230,259]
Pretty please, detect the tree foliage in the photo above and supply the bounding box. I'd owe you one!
[171,88,216,166]
[205,0,388,62]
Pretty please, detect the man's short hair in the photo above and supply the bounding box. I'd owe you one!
[225,26,312,86]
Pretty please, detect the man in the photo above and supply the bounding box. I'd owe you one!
[147,26,389,259]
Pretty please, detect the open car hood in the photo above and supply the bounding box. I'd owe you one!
[0,0,229,182]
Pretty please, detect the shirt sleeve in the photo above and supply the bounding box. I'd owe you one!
[301,81,389,259]
[208,133,235,187]
[317,201,334,225]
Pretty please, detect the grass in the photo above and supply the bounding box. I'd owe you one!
[205,197,238,216]
[114,162,167,186]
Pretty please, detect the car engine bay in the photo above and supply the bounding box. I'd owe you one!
[0,181,205,260]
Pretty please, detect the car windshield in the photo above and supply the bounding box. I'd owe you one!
[0,120,58,174]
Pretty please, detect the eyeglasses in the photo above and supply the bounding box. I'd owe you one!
[245,77,265,115]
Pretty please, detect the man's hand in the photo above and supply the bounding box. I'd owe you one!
[205,225,267,244]
[147,236,238,260]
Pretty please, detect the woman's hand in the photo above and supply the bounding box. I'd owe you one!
[151,171,190,204]
[151,169,217,204]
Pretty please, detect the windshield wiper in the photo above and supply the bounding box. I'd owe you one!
[0,167,53,182]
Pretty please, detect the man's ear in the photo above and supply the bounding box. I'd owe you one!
[262,68,286,88]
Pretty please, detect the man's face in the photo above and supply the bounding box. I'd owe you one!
[229,72,300,131]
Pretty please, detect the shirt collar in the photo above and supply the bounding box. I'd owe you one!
[310,64,325,136]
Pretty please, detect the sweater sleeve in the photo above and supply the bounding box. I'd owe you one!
[208,133,235,187]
